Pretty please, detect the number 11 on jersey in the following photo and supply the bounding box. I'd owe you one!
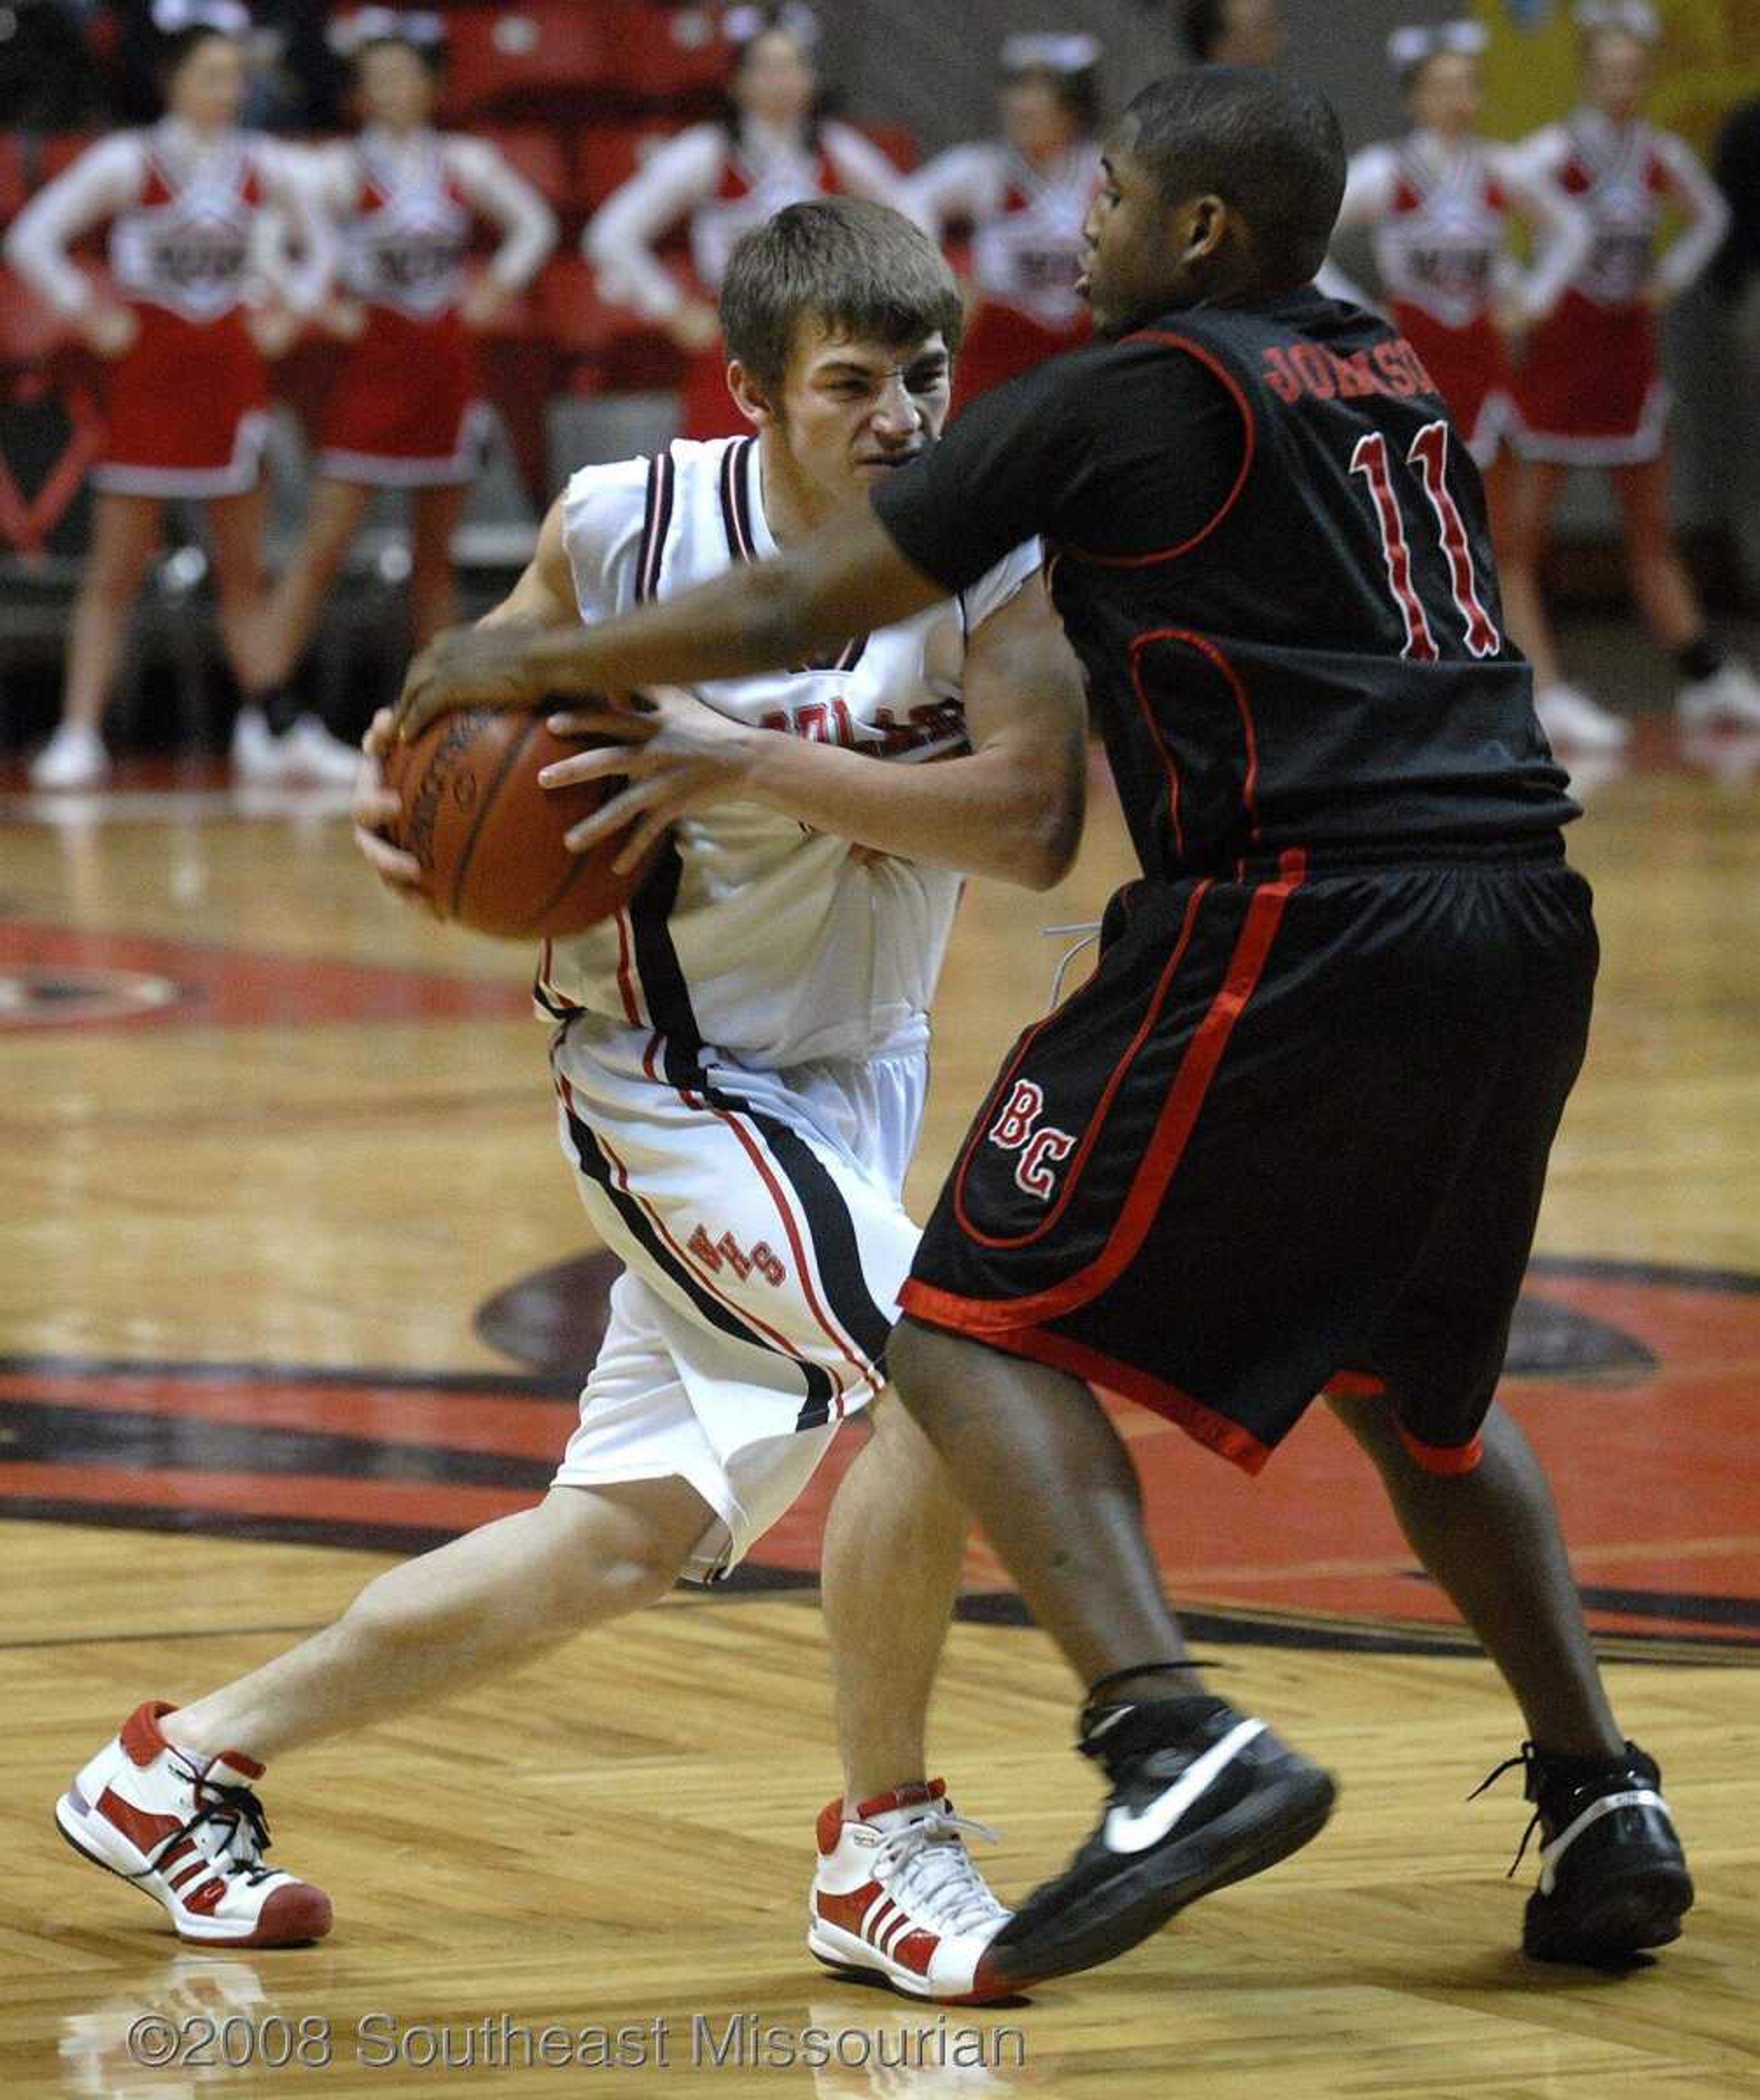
[1351,419,1502,663]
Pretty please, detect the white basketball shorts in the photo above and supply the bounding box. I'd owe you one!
[547,1013,926,1581]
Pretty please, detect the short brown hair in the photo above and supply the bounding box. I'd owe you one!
[718,197,965,394]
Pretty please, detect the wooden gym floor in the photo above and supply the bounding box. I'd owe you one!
[0,692,1757,2096]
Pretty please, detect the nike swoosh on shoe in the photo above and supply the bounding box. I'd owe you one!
[1102,1719,1268,1855]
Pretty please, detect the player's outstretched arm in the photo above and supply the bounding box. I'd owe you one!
[394,505,947,739]
[539,575,1089,892]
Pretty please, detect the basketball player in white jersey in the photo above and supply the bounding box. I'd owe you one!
[54,199,1089,2007]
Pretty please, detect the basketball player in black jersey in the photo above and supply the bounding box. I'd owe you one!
[398,68,1693,1993]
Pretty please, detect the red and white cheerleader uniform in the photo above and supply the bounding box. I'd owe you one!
[4,117,330,497]
[585,117,910,439]
[302,126,555,485]
[1336,129,1590,467]
[908,137,1099,408]
[1509,107,1730,464]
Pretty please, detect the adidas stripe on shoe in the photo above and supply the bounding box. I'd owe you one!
[55,1702,331,1948]
[809,1780,1012,2004]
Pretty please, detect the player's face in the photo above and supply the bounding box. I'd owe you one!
[734,30,817,128]
[168,34,246,132]
[1214,0,1284,67]
[1584,31,1650,121]
[1409,53,1483,138]
[358,42,436,132]
[1000,76,1078,161]
[773,323,952,504]
[1080,134,1189,335]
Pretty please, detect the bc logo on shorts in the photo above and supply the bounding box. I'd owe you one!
[987,1080,1077,1202]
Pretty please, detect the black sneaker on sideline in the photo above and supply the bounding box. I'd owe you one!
[1476,1740,1693,1965]
[982,1699,1337,1991]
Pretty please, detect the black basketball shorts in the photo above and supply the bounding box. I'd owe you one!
[901,843,1598,1475]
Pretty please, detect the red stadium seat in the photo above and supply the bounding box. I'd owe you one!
[539,256,688,391]
[601,2,728,110]
[439,8,613,121]
[574,121,683,217]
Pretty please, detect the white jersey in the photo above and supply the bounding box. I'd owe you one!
[909,139,1100,328]
[1516,110,1730,309]
[537,435,1040,1069]
[1336,132,1588,329]
[300,127,555,318]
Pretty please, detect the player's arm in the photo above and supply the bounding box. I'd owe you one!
[392,355,1084,739]
[539,572,1089,891]
[395,502,947,735]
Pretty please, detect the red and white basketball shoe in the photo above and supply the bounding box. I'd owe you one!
[55,1702,332,1947]
[808,1780,1012,2003]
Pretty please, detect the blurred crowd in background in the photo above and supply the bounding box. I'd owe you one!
[1,0,1758,787]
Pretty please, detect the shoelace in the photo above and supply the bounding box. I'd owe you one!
[871,1808,1009,1936]
[1467,1743,1545,1879]
[146,1762,279,1888]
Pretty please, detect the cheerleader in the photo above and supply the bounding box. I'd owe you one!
[5,0,337,789]
[584,3,909,441]
[1336,26,1588,481]
[1507,1,1760,744]
[908,34,1101,410]
[255,9,556,701]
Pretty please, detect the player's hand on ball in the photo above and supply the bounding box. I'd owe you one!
[543,687,755,872]
[352,708,435,912]
[395,621,596,739]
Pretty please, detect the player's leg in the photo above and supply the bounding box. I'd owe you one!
[1327,1391,1619,1756]
[1326,1386,1692,1961]
[820,1394,969,1807]
[551,1027,1012,1998]
[886,1319,1198,1698]
[30,491,161,788]
[408,481,466,649]
[55,1473,711,1947]
[165,1477,712,1763]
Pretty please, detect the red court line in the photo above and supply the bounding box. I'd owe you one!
[0,1461,532,1531]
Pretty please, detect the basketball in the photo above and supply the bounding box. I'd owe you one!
[382,708,647,939]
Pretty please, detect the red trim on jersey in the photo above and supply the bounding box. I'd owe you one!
[924,850,1306,1329]
[1058,330,1256,568]
[1137,627,1263,842]
[892,1299,1275,1475]
[951,880,1211,1252]
[1127,629,1188,860]
[590,1110,842,1399]
[705,1102,876,1404]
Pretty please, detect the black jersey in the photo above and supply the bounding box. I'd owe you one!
[873,285,1577,879]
